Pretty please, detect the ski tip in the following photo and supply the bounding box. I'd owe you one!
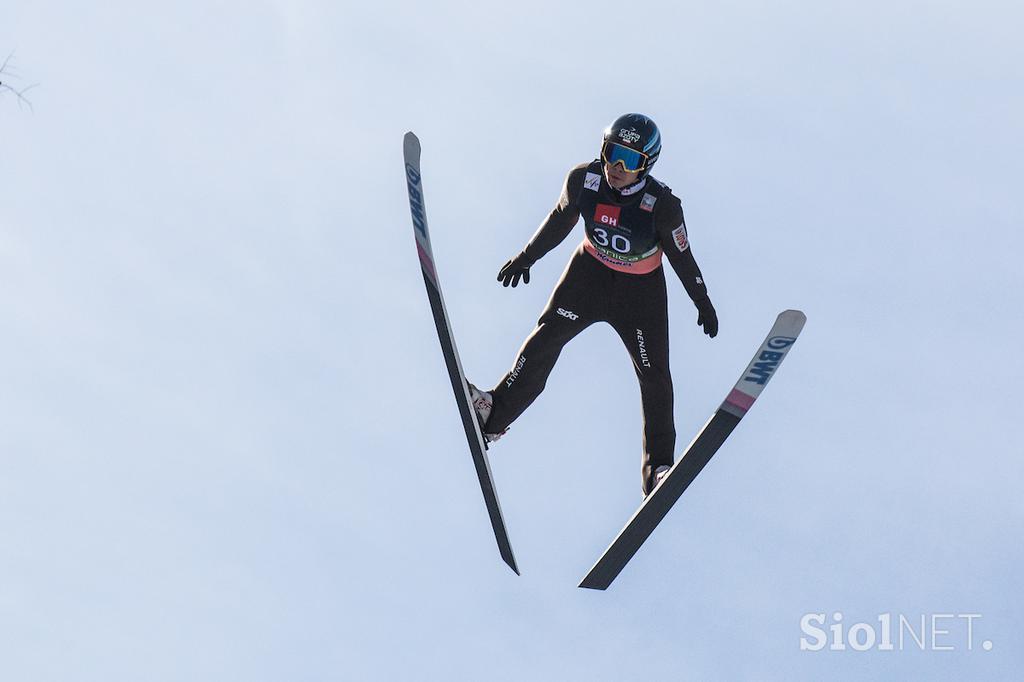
[577,578,608,591]
[504,557,521,576]
[403,131,421,157]
[778,309,807,332]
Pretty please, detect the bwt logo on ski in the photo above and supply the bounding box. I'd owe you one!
[595,204,621,227]
[744,336,797,386]
[405,165,427,239]
[556,308,579,321]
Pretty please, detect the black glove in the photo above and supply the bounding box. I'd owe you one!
[497,251,534,287]
[695,297,718,338]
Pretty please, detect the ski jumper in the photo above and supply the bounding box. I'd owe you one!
[487,160,711,493]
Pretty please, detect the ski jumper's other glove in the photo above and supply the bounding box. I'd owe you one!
[497,251,534,287]
[694,297,718,338]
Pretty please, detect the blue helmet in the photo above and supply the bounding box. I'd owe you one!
[601,113,662,180]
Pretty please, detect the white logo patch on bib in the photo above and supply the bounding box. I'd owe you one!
[584,172,601,191]
[640,193,657,212]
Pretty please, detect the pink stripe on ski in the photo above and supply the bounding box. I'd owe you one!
[724,388,755,414]
[417,241,438,286]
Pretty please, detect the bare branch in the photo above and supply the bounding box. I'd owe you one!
[0,50,37,111]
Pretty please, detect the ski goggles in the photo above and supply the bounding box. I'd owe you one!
[601,141,650,173]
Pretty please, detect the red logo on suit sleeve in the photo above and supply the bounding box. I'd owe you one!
[594,204,621,227]
[671,225,689,251]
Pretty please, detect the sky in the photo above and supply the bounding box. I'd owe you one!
[2,0,1022,680]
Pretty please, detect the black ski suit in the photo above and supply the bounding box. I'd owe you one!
[487,160,715,494]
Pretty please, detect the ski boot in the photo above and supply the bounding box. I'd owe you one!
[468,382,508,443]
[645,465,671,496]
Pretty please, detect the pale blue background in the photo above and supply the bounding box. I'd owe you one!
[2,1,1021,680]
